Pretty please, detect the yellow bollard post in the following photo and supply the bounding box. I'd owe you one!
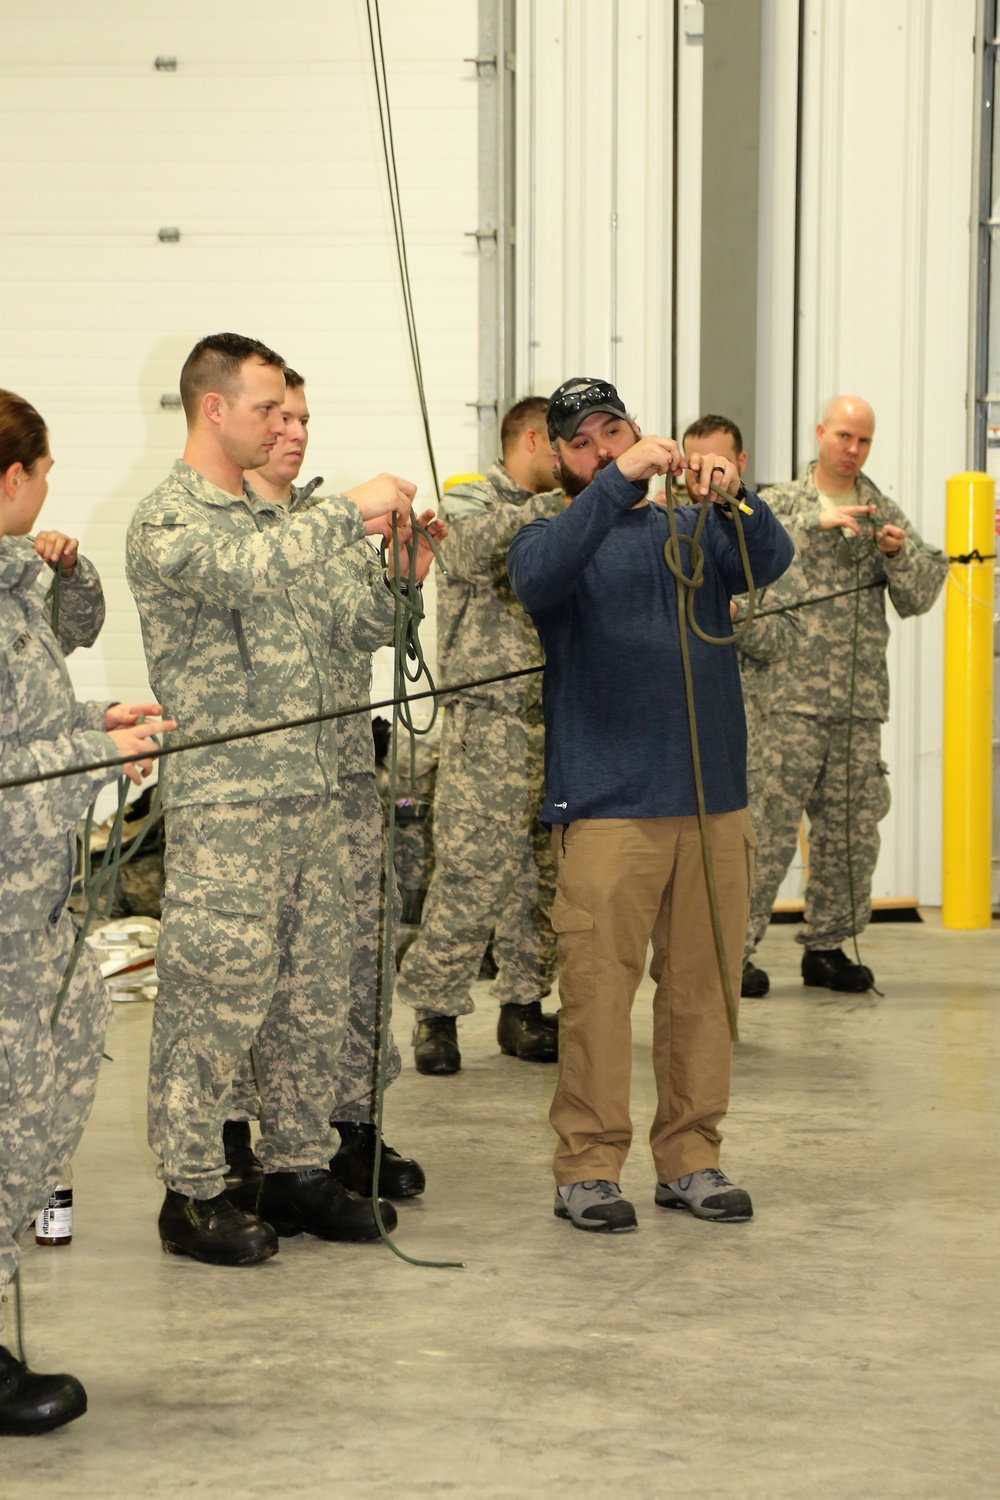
[942,472,995,928]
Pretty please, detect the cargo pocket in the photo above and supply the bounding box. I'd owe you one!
[547,891,596,1005]
[548,892,596,935]
[159,867,276,992]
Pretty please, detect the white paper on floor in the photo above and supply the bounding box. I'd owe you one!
[86,917,159,1001]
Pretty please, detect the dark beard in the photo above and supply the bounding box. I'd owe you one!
[555,454,649,501]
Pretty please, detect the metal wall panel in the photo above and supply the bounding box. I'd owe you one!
[515,0,678,434]
[794,0,976,903]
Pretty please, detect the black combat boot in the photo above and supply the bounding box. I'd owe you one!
[497,1000,558,1062]
[157,1188,279,1266]
[413,1015,461,1075]
[329,1122,426,1200]
[257,1168,397,1241]
[801,947,874,993]
[0,1345,87,1436]
[741,959,770,997]
[222,1119,263,1214]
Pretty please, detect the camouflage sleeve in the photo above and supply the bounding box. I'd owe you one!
[876,496,949,619]
[733,546,807,663]
[127,493,366,609]
[0,727,120,828]
[441,488,564,585]
[48,553,106,653]
[758,484,808,535]
[328,548,397,654]
[73,699,115,733]
[440,484,491,522]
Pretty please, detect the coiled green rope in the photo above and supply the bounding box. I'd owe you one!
[662,484,758,1042]
[370,519,464,1268]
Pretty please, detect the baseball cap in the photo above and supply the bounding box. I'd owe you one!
[546,377,628,442]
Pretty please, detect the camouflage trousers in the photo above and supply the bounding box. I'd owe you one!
[395,698,557,1018]
[746,713,891,957]
[150,794,354,1199]
[229,773,402,1127]
[0,912,110,1315]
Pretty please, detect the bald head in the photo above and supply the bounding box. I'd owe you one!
[815,395,875,494]
[820,395,875,430]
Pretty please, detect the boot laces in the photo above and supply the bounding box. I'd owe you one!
[580,1179,620,1200]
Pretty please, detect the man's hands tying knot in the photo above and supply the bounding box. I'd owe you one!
[616,437,741,503]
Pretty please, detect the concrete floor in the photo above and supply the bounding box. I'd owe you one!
[1,912,997,1499]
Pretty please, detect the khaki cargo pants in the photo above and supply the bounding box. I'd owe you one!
[548,810,755,1188]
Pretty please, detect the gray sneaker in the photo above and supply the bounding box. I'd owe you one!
[654,1168,753,1222]
[554,1180,638,1234]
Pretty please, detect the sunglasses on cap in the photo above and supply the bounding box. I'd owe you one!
[546,379,628,441]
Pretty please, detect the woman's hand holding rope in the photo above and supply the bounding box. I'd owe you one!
[104,705,176,785]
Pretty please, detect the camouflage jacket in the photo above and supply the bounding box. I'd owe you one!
[125,461,395,809]
[758,464,948,721]
[0,537,117,932]
[290,482,394,778]
[734,538,808,718]
[437,461,563,716]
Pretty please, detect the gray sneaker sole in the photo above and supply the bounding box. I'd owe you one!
[654,1188,752,1223]
[553,1202,638,1233]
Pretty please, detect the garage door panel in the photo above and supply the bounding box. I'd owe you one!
[2,1,479,702]
[1,1,475,68]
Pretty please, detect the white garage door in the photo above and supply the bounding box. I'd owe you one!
[1,0,481,708]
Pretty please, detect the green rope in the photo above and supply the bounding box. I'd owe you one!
[50,778,163,1032]
[662,481,758,646]
[842,551,883,996]
[662,488,758,1042]
[370,520,464,1269]
[44,557,62,636]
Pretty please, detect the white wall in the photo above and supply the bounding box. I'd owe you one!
[517,0,976,906]
[0,0,482,713]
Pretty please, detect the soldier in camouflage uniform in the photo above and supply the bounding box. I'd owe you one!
[125,334,417,1266]
[395,398,564,1075]
[745,396,948,993]
[224,370,436,1205]
[1,388,169,1434]
[681,415,806,998]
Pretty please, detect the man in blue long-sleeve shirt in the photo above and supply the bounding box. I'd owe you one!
[507,378,794,1234]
